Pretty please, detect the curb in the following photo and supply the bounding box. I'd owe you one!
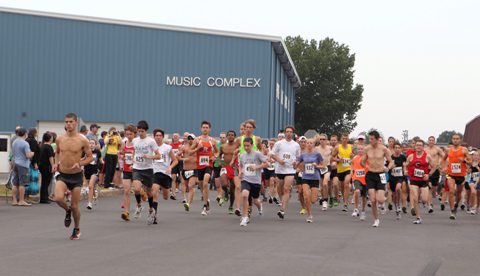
[0,184,123,201]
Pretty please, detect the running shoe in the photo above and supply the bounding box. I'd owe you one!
[367,200,372,208]
[322,201,328,211]
[449,212,456,220]
[380,206,386,215]
[300,208,306,215]
[277,210,285,219]
[258,204,263,216]
[460,203,465,211]
[428,206,434,214]
[147,209,156,225]
[234,209,241,217]
[134,205,143,219]
[342,205,348,212]
[64,207,72,228]
[182,199,187,204]
[86,202,93,210]
[360,212,366,221]
[351,209,359,217]
[201,205,208,216]
[411,208,416,216]
[216,196,222,206]
[402,207,407,214]
[268,197,273,204]
[170,193,176,200]
[440,204,445,211]
[470,209,477,215]
[184,202,190,212]
[240,217,249,226]
[153,216,158,225]
[372,219,380,228]
[273,197,279,205]
[70,228,81,240]
[228,207,234,215]
[333,198,339,207]
[388,203,393,211]
[121,211,130,221]
[306,216,313,223]
[413,218,423,224]
[396,211,401,220]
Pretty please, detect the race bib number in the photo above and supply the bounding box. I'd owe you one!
[342,158,351,167]
[90,154,97,165]
[244,165,256,176]
[220,168,227,176]
[355,169,365,178]
[320,167,329,175]
[156,154,165,163]
[380,173,387,184]
[282,152,292,161]
[414,169,425,178]
[172,149,179,155]
[267,162,275,170]
[392,167,403,177]
[199,156,210,166]
[135,155,144,163]
[451,163,461,174]
[472,172,480,182]
[184,170,194,179]
[305,163,315,174]
[125,153,133,165]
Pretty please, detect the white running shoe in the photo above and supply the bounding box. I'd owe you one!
[372,219,380,227]
[351,209,359,217]
[322,201,328,211]
[240,217,249,226]
[147,209,156,225]
[201,206,208,216]
[360,212,366,221]
[86,202,93,210]
[306,216,313,223]
[134,206,143,219]
[258,204,263,216]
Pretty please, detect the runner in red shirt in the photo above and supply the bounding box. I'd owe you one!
[406,140,433,224]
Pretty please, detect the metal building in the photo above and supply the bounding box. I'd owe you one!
[464,115,480,148]
[0,8,300,138]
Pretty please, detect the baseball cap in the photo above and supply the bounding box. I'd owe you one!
[90,123,100,130]
[298,136,307,141]
[187,133,196,139]
[357,134,366,140]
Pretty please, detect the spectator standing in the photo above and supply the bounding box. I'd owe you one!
[38,132,55,203]
[104,127,122,188]
[86,123,100,143]
[11,128,34,206]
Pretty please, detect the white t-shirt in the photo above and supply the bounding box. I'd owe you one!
[272,139,301,174]
[132,136,158,170]
[153,143,172,177]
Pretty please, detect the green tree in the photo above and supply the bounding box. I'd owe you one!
[285,36,363,135]
[437,130,463,144]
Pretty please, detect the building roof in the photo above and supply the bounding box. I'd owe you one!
[0,7,301,87]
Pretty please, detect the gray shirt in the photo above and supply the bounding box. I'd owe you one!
[12,138,31,168]
[239,151,267,184]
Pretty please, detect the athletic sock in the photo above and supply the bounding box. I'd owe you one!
[148,197,153,208]
[153,202,158,213]
[135,193,141,204]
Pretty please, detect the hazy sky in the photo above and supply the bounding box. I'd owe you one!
[1,0,478,141]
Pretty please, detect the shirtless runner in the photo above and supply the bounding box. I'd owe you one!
[53,113,93,240]
[361,130,394,227]
[315,134,333,211]
[425,136,445,213]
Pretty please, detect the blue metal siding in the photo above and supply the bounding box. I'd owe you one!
[1,11,293,138]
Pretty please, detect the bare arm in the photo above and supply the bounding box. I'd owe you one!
[79,139,94,167]
[331,146,339,163]
[384,148,394,171]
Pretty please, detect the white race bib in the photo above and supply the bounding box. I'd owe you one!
[342,158,351,167]
[414,169,425,178]
[220,168,227,176]
[184,170,194,179]
[199,156,210,166]
[380,173,387,184]
[244,165,256,176]
[305,163,315,174]
[155,153,165,163]
[135,155,145,163]
[472,172,479,182]
[267,162,275,170]
[320,167,329,175]
[355,169,365,178]
[90,154,97,165]
[392,167,403,177]
[451,163,461,174]
[282,152,292,161]
[125,153,133,165]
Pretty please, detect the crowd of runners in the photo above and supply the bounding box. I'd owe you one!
[8,113,479,240]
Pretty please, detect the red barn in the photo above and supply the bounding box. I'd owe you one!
[464,115,480,148]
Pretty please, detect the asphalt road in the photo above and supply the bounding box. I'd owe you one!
[1,192,479,276]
